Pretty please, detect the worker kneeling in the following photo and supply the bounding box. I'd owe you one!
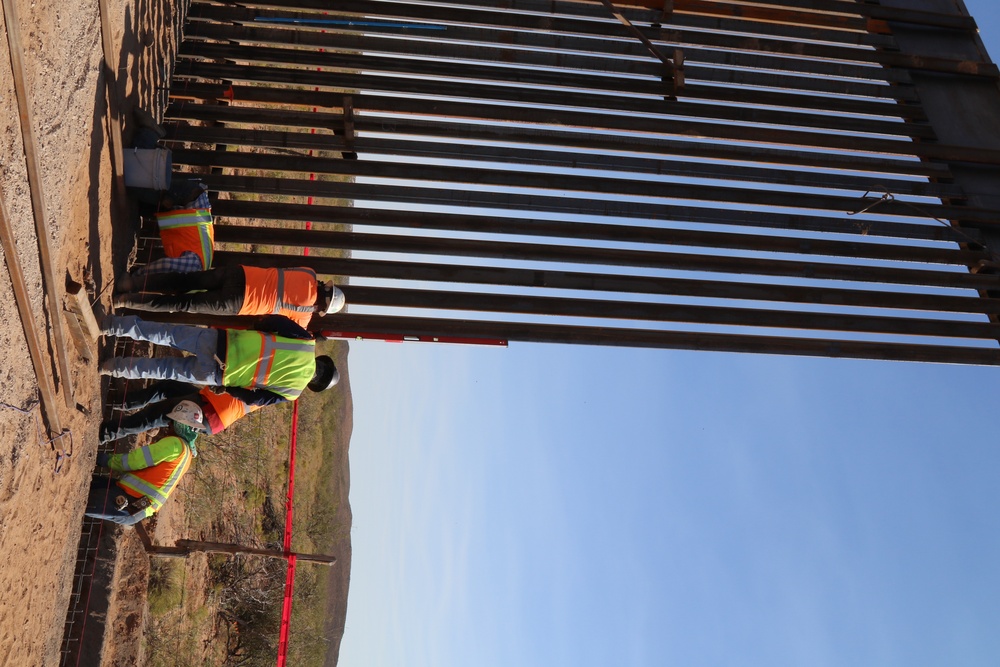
[99,314,339,404]
[84,403,203,525]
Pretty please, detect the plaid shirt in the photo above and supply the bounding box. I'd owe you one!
[136,251,205,276]
[189,190,211,211]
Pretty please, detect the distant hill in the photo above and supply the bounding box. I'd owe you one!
[317,341,354,666]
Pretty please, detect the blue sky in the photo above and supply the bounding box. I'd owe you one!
[337,4,1000,666]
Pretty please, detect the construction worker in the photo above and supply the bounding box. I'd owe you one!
[99,380,263,443]
[84,406,202,525]
[152,203,214,271]
[99,314,339,404]
[114,264,346,328]
[125,108,215,276]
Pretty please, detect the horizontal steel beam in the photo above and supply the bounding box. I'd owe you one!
[311,313,1000,365]
[340,284,1000,340]
[166,89,951,179]
[166,122,962,200]
[178,41,930,137]
[215,223,984,268]
[210,199,979,245]
[172,148,993,224]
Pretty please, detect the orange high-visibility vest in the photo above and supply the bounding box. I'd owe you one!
[199,387,260,433]
[156,208,214,269]
[239,266,318,328]
[109,436,193,518]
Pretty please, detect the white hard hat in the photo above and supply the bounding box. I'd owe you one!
[167,400,207,432]
[323,284,346,315]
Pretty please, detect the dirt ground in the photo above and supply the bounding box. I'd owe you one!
[0,0,181,664]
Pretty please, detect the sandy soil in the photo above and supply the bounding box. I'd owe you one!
[0,1,356,663]
[0,0,179,663]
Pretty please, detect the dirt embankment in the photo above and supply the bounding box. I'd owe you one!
[0,0,109,663]
[0,0,181,663]
[1,0,356,663]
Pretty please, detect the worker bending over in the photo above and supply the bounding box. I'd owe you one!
[114,264,345,328]
[99,314,339,404]
[85,410,202,525]
[99,380,262,444]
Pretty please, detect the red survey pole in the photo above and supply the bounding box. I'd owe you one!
[275,397,301,666]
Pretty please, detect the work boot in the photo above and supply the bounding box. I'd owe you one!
[98,422,116,444]
[98,313,117,336]
[113,294,139,311]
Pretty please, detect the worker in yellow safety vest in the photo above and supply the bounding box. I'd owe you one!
[85,415,202,525]
[99,314,340,405]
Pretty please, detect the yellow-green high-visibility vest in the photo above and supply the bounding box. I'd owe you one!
[222,330,316,401]
[109,435,193,519]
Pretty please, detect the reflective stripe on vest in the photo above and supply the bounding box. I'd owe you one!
[253,338,314,399]
[223,331,316,401]
[156,209,212,230]
[118,443,156,472]
[273,268,318,315]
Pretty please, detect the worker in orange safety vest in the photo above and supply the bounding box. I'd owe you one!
[116,181,216,288]
[99,380,262,444]
[85,416,201,525]
[114,264,345,328]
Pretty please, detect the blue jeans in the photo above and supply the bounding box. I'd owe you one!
[84,477,145,525]
[103,315,223,384]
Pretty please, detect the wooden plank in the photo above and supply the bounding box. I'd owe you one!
[0,187,63,434]
[66,280,102,341]
[63,281,99,364]
[62,309,94,364]
[2,0,75,408]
